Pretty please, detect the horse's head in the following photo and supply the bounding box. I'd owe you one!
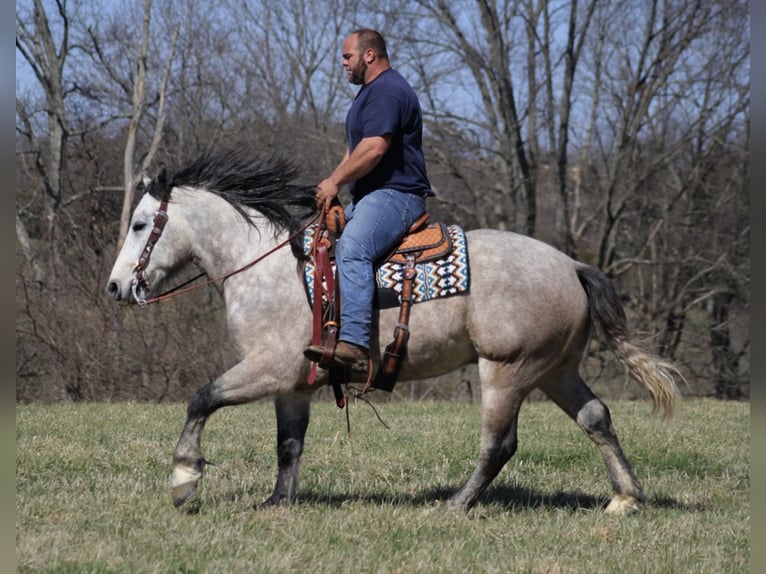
[106,166,192,304]
[106,148,319,304]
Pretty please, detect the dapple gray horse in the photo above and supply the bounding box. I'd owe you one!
[106,149,682,514]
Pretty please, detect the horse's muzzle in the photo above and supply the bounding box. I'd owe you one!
[106,278,131,302]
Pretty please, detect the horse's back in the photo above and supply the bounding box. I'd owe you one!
[396,228,590,379]
[466,228,583,301]
[466,228,589,346]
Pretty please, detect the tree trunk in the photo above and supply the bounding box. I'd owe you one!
[16,213,44,285]
[710,292,744,400]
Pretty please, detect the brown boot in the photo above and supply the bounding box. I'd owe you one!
[333,341,370,372]
[303,341,369,373]
[303,343,335,366]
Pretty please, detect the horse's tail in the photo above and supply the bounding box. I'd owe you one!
[576,264,683,419]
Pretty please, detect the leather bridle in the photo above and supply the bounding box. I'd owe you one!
[131,195,170,306]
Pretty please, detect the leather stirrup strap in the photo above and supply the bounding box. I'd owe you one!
[308,242,334,383]
[373,254,417,391]
[315,244,346,408]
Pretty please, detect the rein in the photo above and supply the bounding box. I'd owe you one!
[131,201,321,307]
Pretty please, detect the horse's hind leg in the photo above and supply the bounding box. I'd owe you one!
[541,372,644,514]
[261,392,311,508]
[446,359,524,512]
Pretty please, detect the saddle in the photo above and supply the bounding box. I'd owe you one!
[386,213,453,264]
[306,206,453,399]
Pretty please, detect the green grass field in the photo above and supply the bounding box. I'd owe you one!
[16,398,749,573]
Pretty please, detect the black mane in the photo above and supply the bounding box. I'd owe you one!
[146,148,317,258]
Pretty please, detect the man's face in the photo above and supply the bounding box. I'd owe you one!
[342,35,367,85]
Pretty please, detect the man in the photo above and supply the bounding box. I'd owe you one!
[303,29,433,373]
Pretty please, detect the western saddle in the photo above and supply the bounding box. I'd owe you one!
[306,203,453,404]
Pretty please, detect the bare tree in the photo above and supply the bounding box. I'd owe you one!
[16,0,75,278]
[547,0,597,255]
[393,0,530,232]
[221,0,361,179]
[85,0,178,246]
[15,0,749,402]
[575,0,750,395]
[388,0,598,246]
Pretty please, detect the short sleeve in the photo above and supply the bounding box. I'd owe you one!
[360,92,401,138]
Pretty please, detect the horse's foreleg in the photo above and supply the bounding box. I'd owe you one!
[171,359,284,508]
[542,373,644,515]
[261,392,312,508]
[171,383,216,507]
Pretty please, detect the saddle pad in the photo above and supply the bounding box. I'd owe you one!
[302,224,470,306]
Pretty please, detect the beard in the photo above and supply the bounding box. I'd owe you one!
[348,59,367,85]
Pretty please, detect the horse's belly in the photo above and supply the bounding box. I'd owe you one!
[377,294,477,381]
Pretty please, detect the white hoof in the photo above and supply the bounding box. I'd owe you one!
[171,464,202,507]
[605,494,642,515]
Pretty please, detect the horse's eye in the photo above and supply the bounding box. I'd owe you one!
[132,222,147,233]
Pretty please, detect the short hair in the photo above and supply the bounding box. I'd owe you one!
[353,28,388,59]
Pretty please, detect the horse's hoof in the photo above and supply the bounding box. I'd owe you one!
[443,498,470,514]
[258,492,291,509]
[171,464,202,508]
[259,497,278,509]
[604,494,642,515]
[172,482,198,508]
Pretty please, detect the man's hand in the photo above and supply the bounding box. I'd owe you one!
[315,135,389,210]
[315,178,340,210]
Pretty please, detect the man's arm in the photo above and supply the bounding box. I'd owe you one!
[315,134,391,209]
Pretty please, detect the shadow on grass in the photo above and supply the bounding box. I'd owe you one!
[180,482,693,514]
[282,484,692,513]
[293,484,606,511]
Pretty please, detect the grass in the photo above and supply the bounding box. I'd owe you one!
[16,398,749,573]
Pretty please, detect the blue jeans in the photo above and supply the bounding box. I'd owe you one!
[337,189,427,350]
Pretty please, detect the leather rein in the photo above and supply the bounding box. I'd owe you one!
[131,195,321,307]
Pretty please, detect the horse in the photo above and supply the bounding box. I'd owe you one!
[106,148,682,515]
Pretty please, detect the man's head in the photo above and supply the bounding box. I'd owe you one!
[342,29,389,85]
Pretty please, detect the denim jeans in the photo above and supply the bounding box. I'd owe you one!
[337,189,427,350]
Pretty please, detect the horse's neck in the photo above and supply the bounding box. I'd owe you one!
[215,224,306,342]
[181,196,280,279]
[190,205,301,295]
[176,191,306,337]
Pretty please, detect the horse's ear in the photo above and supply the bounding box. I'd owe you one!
[156,163,170,198]
[157,163,168,187]
[137,173,151,192]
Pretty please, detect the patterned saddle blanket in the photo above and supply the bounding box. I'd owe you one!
[302,223,470,308]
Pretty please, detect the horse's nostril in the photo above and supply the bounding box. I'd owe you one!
[106,280,120,299]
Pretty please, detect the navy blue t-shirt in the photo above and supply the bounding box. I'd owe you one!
[345,68,433,199]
